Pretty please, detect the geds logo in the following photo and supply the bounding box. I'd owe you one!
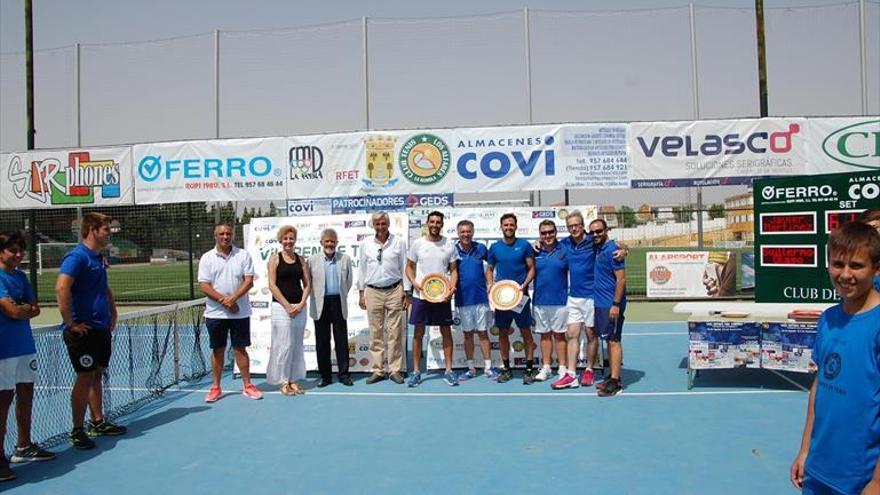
[822,120,880,170]
[138,155,276,182]
[457,136,555,180]
[637,123,800,158]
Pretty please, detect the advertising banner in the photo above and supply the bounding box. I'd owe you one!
[646,251,737,298]
[753,170,877,302]
[687,320,761,370]
[134,138,287,204]
[560,124,630,189]
[805,117,880,175]
[760,322,817,373]
[243,213,409,374]
[630,118,808,188]
[1,147,134,209]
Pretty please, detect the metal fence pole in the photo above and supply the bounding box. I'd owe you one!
[362,16,370,130]
[858,0,868,115]
[187,203,195,300]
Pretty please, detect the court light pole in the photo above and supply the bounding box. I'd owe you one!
[25,0,39,297]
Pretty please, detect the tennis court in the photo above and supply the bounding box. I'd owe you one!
[2,302,810,495]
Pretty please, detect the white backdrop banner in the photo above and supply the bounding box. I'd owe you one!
[243,213,409,374]
[1,147,134,209]
[805,117,880,175]
[134,138,287,204]
[630,118,808,188]
[646,251,736,298]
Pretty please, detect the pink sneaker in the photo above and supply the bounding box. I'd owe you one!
[205,386,222,403]
[551,373,579,390]
[242,383,263,400]
[580,369,595,387]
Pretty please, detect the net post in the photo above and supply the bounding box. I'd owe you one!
[173,301,181,384]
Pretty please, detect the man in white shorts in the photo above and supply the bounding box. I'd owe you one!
[532,220,570,384]
[453,220,497,381]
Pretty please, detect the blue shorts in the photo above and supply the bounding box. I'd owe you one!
[802,472,847,495]
[206,317,251,349]
[409,298,453,326]
[494,300,533,329]
[594,305,625,342]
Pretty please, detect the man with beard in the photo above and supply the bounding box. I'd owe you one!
[589,218,627,397]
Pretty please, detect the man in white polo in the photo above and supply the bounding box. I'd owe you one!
[198,223,262,402]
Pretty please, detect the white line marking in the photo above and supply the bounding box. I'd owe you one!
[624,332,686,336]
[115,283,193,296]
[768,369,810,392]
[172,388,803,397]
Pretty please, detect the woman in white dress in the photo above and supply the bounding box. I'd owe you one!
[266,225,311,395]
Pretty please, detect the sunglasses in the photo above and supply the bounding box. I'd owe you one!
[377,248,383,263]
[539,231,556,236]
[588,229,605,236]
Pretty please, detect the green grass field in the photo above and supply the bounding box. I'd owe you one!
[34,262,200,303]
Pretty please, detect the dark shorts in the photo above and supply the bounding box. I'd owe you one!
[595,305,625,342]
[494,300,533,329]
[63,327,111,373]
[409,298,453,326]
[206,317,251,349]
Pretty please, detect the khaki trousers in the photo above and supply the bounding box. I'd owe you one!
[364,284,405,374]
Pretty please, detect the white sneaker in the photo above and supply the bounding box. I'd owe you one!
[534,367,552,382]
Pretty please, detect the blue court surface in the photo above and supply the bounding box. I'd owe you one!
[3,322,810,495]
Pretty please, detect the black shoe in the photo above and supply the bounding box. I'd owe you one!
[389,372,405,384]
[523,369,535,385]
[88,419,127,437]
[10,443,56,463]
[365,373,385,385]
[0,456,15,481]
[340,376,354,386]
[69,427,96,450]
[597,378,623,397]
[497,368,512,383]
[317,378,332,388]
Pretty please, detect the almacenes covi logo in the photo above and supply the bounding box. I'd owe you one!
[7,152,121,205]
[398,133,451,185]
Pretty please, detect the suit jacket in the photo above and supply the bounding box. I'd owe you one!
[307,251,353,320]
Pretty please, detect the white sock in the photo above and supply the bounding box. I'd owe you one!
[466,360,475,371]
[484,360,492,371]
[568,369,577,378]
[558,365,568,376]
[541,364,551,372]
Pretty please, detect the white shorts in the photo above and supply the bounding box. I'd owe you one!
[533,305,568,334]
[566,296,595,326]
[0,354,37,390]
[456,304,492,332]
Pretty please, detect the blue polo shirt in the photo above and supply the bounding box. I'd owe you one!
[59,243,111,331]
[487,238,533,285]
[807,303,880,494]
[534,244,568,306]
[455,241,488,307]
[593,239,626,308]
[0,269,37,359]
[559,235,595,298]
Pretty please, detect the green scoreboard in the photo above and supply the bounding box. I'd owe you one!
[753,170,878,303]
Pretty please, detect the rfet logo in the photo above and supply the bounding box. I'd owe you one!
[822,119,880,170]
[7,152,121,205]
[456,135,556,180]
[637,124,800,157]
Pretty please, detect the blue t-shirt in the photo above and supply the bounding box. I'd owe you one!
[455,241,488,307]
[807,303,880,494]
[559,235,595,298]
[487,238,534,285]
[59,244,111,331]
[0,269,37,359]
[534,244,568,306]
[593,239,626,308]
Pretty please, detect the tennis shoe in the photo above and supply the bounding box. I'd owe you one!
[407,372,422,388]
[68,427,95,450]
[205,386,222,403]
[242,383,263,400]
[10,444,56,462]
[88,419,127,437]
[443,371,459,386]
[497,368,512,383]
[551,373,579,390]
[0,456,14,481]
[597,378,623,397]
[523,369,536,385]
[534,367,552,382]
[580,369,595,387]
[458,369,477,382]
[485,368,501,381]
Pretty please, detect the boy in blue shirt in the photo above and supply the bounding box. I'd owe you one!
[0,231,56,481]
[791,221,880,494]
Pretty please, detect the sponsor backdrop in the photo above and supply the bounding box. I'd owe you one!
[1,117,875,210]
[646,251,737,298]
[242,213,409,375]
[286,193,454,216]
[688,320,761,370]
[0,147,134,209]
[753,170,878,303]
[133,138,288,204]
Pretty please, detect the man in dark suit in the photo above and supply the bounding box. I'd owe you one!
[307,228,354,387]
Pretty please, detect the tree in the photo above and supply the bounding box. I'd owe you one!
[708,203,725,220]
[268,202,278,216]
[673,205,693,223]
[618,205,637,228]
